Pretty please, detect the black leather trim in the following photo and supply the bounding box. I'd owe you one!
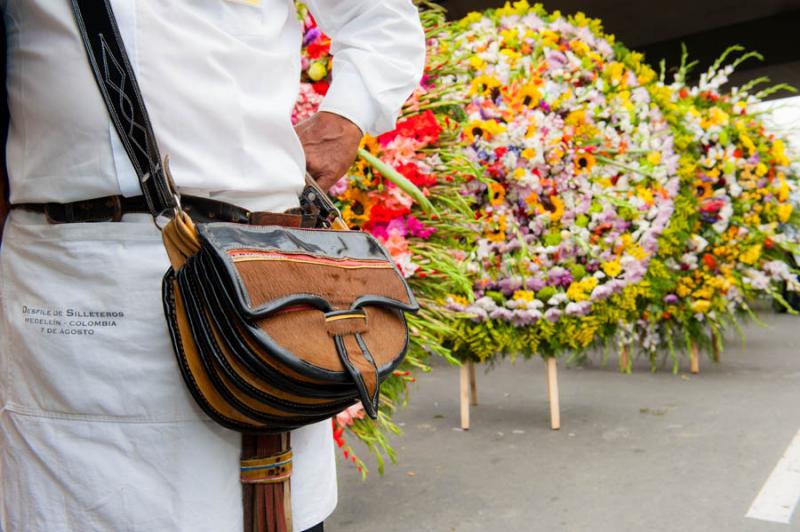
[179,262,354,418]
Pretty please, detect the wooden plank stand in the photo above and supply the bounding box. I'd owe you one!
[459,358,561,431]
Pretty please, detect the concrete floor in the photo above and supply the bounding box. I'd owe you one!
[328,311,800,531]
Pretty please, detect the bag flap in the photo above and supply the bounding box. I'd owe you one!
[197,223,418,316]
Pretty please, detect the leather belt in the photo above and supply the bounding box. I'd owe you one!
[13,194,316,227]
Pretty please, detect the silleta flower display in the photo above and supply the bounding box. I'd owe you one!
[295,1,800,473]
[441,3,681,359]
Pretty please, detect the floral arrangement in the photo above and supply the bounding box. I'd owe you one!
[295,0,800,473]
[617,47,800,369]
[296,3,474,476]
[441,2,681,359]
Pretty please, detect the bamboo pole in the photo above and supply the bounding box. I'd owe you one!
[545,357,561,430]
[467,360,478,406]
[689,341,700,374]
[460,363,470,430]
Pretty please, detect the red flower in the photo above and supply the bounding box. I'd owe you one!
[378,110,442,147]
[700,199,725,213]
[306,38,331,60]
[702,253,717,270]
[365,203,411,227]
[396,162,437,188]
[311,81,330,96]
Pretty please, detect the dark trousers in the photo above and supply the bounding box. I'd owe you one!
[303,523,324,532]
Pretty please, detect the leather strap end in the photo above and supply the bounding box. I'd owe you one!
[241,450,293,485]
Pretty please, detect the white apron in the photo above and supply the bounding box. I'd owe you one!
[0,210,336,532]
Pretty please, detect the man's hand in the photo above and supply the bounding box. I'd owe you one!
[295,111,363,191]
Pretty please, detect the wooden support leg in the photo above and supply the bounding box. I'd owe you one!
[689,341,700,374]
[545,357,561,431]
[711,329,721,363]
[619,344,631,373]
[460,363,470,430]
[468,360,478,406]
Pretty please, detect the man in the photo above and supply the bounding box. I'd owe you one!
[0,1,425,531]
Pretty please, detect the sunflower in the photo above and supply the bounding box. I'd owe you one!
[515,84,541,109]
[695,180,713,200]
[463,119,506,144]
[574,151,596,173]
[469,74,502,97]
[488,182,507,206]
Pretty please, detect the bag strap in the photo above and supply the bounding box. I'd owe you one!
[68,5,293,532]
[69,0,177,218]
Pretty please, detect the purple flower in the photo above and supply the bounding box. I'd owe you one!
[663,294,679,304]
[544,308,562,323]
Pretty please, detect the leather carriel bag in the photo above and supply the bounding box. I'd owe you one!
[162,211,418,430]
[70,1,419,530]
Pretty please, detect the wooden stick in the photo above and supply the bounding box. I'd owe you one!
[467,360,478,406]
[460,363,470,430]
[689,341,700,374]
[545,357,561,430]
[711,329,721,363]
[619,344,631,373]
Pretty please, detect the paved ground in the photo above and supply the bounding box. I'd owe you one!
[328,310,800,532]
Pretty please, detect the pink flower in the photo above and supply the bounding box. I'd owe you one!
[336,403,366,427]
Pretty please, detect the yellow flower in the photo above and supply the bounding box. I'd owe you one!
[676,283,692,298]
[606,62,626,85]
[540,29,560,46]
[513,290,535,302]
[462,12,483,24]
[307,62,328,81]
[778,203,793,223]
[777,173,790,202]
[567,282,588,302]
[771,139,790,167]
[569,40,590,56]
[464,119,506,144]
[469,75,502,97]
[488,182,506,206]
[701,107,729,129]
[512,0,530,13]
[739,244,762,265]
[567,277,599,302]
[646,151,662,166]
[739,133,757,156]
[574,151,596,173]
[690,300,712,314]
[521,147,537,160]
[602,260,622,278]
[549,196,565,222]
[629,245,649,261]
[637,187,654,206]
[755,163,768,177]
[450,295,469,306]
[469,55,486,70]
[516,84,541,108]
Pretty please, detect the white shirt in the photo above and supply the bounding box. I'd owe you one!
[3,0,425,211]
[0,1,424,531]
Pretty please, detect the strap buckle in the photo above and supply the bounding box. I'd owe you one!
[300,174,347,229]
[153,155,184,231]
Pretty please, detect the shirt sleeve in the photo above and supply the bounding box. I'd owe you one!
[303,0,426,136]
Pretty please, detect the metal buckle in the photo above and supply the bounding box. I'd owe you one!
[300,174,346,229]
[154,155,183,231]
